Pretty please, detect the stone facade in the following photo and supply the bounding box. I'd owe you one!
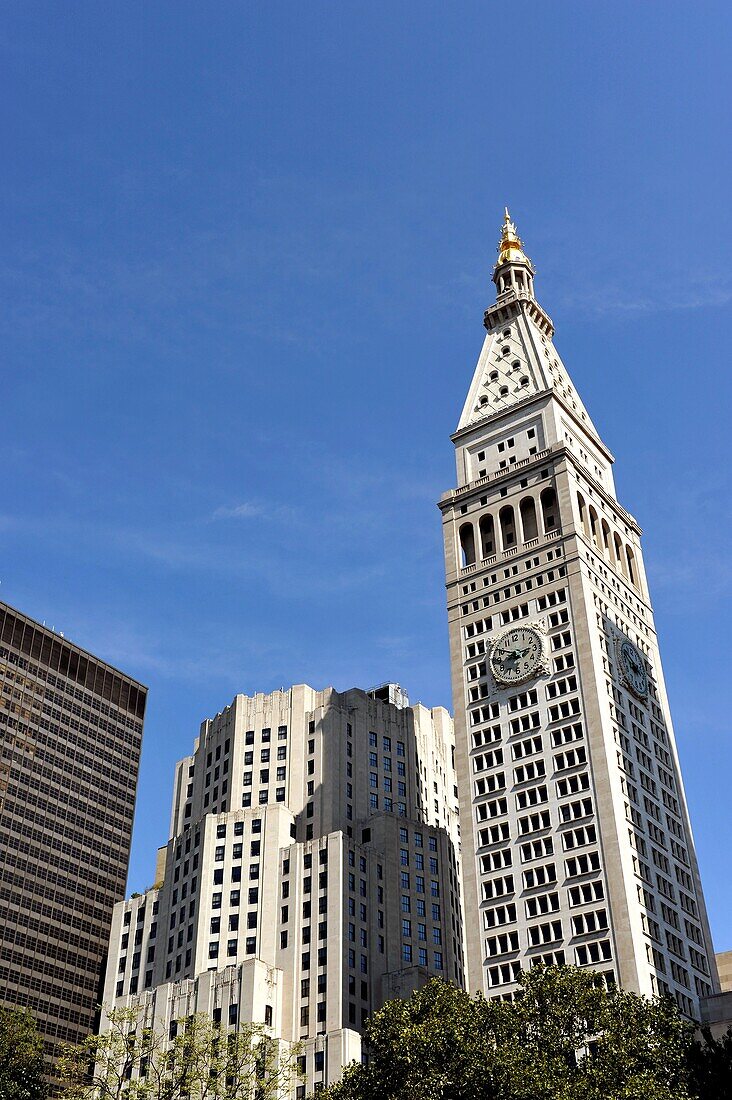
[440,212,719,1016]
[102,685,464,1095]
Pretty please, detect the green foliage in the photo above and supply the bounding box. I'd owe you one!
[0,1006,48,1100]
[322,966,731,1100]
[686,1026,732,1100]
[57,1005,302,1100]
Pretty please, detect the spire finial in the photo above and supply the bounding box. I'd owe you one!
[495,207,532,270]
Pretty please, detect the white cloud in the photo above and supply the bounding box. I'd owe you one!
[557,275,732,318]
[211,501,264,520]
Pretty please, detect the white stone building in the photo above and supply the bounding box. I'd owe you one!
[102,684,464,1095]
[440,210,719,1014]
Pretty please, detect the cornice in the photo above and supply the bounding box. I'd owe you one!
[451,388,553,444]
[484,292,554,338]
[438,441,641,538]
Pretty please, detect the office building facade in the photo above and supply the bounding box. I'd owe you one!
[439,212,719,1015]
[102,684,464,1095]
[0,601,146,1066]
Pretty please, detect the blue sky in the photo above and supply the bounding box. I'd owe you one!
[2,4,731,949]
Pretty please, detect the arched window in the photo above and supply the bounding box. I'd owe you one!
[519,497,538,542]
[614,533,627,577]
[459,523,476,568]
[499,506,516,550]
[588,506,599,546]
[601,520,611,557]
[626,546,638,588]
[577,492,587,536]
[540,487,558,533]
[479,514,495,559]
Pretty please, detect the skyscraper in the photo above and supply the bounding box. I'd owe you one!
[102,684,464,1095]
[0,601,146,1068]
[439,211,719,1015]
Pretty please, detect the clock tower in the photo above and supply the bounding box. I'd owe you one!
[439,210,719,1013]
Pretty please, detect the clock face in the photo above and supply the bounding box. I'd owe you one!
[490,626,544,685]
[619,639,648,698]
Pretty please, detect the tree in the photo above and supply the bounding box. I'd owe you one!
[686,1025,732,1100]
[329,978,501,1100]
[321,966,703,1100]
[0,1006,48,1100]
[57,1005,302,1100]
[492,965,693,1100]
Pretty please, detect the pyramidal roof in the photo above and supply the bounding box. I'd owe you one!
[457,210,600,442]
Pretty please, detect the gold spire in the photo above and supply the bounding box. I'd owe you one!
[496,207,532,268]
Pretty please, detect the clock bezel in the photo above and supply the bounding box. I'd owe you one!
[489,623,547,687]
[615,635,649,699]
